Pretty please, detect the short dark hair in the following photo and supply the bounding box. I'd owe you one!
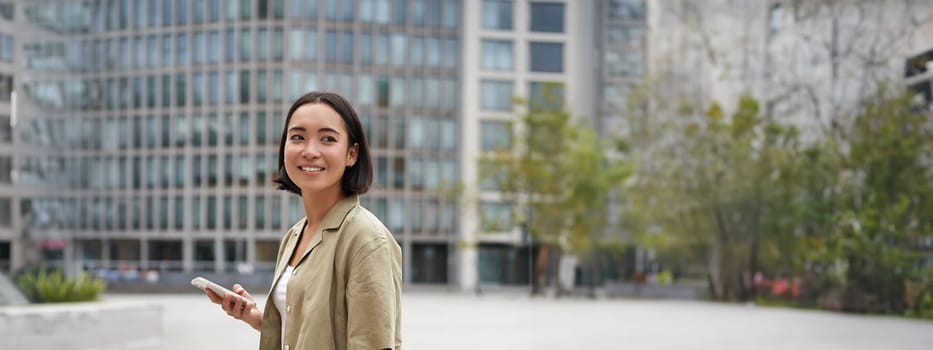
[273,91,373,196]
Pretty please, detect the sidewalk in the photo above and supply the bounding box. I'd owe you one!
[103,291,933,350]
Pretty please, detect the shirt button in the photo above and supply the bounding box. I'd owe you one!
[285,345,290,350]
[286,305,291,312]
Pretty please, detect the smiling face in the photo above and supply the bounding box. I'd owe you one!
[283,103,358,198]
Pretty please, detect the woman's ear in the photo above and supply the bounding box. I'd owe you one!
[346,143,359,167]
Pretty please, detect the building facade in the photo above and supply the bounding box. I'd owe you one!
[0,1,12,273]
[5,0,462,286]
[0,0,647,290]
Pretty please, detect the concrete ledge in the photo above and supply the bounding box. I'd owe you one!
[605,282,707,300]
[0,300,163,350]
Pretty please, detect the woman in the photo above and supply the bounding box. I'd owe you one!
[204,91,403,350]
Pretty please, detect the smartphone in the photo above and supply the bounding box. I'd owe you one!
[191,277,255,307]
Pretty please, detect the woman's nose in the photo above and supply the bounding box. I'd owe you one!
[299,143,320,158]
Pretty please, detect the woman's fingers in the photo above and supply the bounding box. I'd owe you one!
[219,287,253,320]
[205,289,223,304]
[233,284,253,300]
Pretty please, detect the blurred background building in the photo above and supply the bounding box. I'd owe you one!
[0,0,648,290]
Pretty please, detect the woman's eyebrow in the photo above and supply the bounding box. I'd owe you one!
[318,127,341,135]
[287,126,306,133]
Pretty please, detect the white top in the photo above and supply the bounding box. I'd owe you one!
[273,265,294,349]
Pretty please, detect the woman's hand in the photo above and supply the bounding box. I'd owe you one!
[205,284,263,331]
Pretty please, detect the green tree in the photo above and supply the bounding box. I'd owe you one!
[625,96,802,301]
[481,90,629,295]
[801,90,933,313]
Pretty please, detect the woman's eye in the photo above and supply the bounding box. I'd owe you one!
[322,136,337,142]
[289,134,304,141]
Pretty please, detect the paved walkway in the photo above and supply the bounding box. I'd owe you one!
[106,291,933,350]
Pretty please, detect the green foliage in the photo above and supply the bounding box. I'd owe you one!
[15,268,106,303]
[626,87,933,313]
[479,89,631,293]
[906,293,933,319]
[800,90,933,313]
[624,94,801,300]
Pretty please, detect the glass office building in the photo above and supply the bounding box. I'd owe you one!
[5,0,460,285]
[0,1,13,273]
[0,0,646,290]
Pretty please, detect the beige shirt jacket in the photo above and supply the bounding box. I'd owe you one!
[259,195,403,350]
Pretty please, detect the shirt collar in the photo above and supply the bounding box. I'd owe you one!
[319,194,359,231]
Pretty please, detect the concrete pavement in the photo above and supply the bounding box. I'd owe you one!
[102,290,933,350]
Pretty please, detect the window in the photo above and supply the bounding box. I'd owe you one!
[163,35,173,67]
[376,157,387,188]
[219,154,231,186]
[483,0,511,30]
[238,195,248,229]
[239,112,250,145]
[256,70,267,102]
[391,34,406,66]
[208,72,219,104]
[529,42,563,72]
[225,29,236,62]
[392,157,405,189]
[175,156,185,188]
[174,113,188,146]
[239,0,251,19]
[606,50,643,77]
[134,0,146,28]
[192,0,205,23]
[163,0,173,25]
[0,75,10,103]
[208,31,221,63]
[769,4,783,34]
[480,201,511,232]
[425,37,438,67]
[226,0,238,20]
[176,0,188,24]
[175,33,187,66]
[288,29,317,61]
[256,29,269,61]
[481,120,512,151]
[325,0,338,19]
[240,70,250,103]
[609,0,644,20]
[358,75,373,106]
[411,0,424,25]
[529,81,564,111]
[481,40,512,71]
[388,198,404,231]
[208,0,220,21]
[256,112,267,144]
[479,160,508,191]
[0,158,10,184]
[339,31,353,64]
[255,195,265,229]
[607,25,642,47]
[406,118,423,149]
[529,2,563,33]
[290,0,317,18]
[175,73,187,106]
[239,29,251,61]
[192,73,204,105]
[481,80,513,111]
[0,34,13,62]
[325,31,337,62]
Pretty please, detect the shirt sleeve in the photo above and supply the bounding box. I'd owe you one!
[346,237,401,350]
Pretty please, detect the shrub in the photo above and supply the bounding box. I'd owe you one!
[15,268,106,303]
[905,293,933,320]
